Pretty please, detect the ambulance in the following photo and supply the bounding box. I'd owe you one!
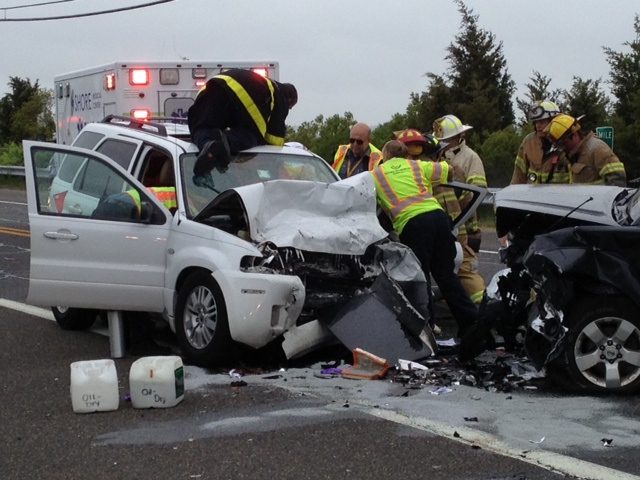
[54,60,280,145]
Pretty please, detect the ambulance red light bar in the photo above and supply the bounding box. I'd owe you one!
[131,109,151,120]
[251,68,269,78]
[104,73,116,91]
[195,79,206,88]
[129,68,150,86]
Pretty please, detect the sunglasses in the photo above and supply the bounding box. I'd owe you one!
[349,138,364,145]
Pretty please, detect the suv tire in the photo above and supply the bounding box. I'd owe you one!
[175,271,232,366]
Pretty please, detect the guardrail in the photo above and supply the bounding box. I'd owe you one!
[0,165,26,177]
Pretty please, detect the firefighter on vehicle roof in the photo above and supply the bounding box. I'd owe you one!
[511,100,569,185]
[332,123,383,179]
[396,129,486,307]
[188,68,298,176]
[544,114,627,186]
[433,114,487,254]
[370,140,479,338]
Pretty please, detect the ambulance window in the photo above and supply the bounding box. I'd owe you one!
[95,139,138,169]
[58,154,85,183]
[73,131,105,150]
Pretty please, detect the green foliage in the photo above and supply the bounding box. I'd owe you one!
[562,77,610,130]
[515,71,565,127]
[603,15,640,180]
[478,125,524,187]
[0,77,54,145]
[371,113,410,149]
[286,112,356,163]
[604,15,640,123]
[0,142,23,166]
[12,89,55,142]
[444,0,515,140]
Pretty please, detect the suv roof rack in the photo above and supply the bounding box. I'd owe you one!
[100,115,170,137]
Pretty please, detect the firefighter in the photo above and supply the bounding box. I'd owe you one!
[371,140,479,337]
[544,114,627,186]
[511,100,569,185]
[188,68,298,175]
[396,129,486,306]
[332,123,383,179]
[433,114,487,253]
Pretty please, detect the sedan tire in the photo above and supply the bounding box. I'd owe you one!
[175,271,232,366]
[554,295,640,394]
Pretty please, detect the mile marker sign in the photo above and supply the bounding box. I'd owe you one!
[596,126,614,150]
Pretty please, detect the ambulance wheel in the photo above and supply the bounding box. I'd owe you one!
[175,271,232,366]
[52,307,97,330]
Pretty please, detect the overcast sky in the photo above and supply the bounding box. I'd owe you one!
[1,0,638,127]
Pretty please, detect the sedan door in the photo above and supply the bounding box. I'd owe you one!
[24,141,171,312]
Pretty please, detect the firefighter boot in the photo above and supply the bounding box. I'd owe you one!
[193,129,231,175]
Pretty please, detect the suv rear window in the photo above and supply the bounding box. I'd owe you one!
[95,139,138,169]
[73,131,104,150]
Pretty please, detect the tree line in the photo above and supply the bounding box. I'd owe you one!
[2,1,640,187]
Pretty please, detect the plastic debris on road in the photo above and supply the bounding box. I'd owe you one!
[342,348,389,380]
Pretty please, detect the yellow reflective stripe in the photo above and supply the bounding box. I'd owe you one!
[217,74,273,137]
[372,160,436,219]
[125,190,142,215]
[467,174,487,187]
[429,161,446,185]
[332,145,349,172]
[391,192,434,219]
[371,167,399,209]
[470,290,485,304]
[368,151,383,169]
[409,161,426,191]
[600,162,625,177]
[264,132,285,146]
[514,156,526,174]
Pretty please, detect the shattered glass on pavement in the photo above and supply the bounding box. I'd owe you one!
[390,348,546,394]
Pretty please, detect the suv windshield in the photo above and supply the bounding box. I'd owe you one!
[181,151,338,217]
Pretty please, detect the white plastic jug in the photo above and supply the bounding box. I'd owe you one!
[70,359,119,413]
[129,356,185,409]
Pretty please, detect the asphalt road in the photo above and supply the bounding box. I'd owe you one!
[2,187,640,480]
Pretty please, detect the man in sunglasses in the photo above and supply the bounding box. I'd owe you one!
[332,123,383,179]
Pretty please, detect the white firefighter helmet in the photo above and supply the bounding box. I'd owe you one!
[432,114,473,140]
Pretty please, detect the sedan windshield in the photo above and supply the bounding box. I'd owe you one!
[180,150,338,217]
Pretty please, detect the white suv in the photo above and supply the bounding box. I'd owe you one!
[24,117,486,366]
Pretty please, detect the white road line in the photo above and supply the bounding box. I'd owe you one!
[0,298,54,320]
[369,408,640,480]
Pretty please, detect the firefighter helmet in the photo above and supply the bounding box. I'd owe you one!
[528,100,560,122]
[432,114,473,140]
[545,114,581,143]
[423,133,449,158]
[395,128,426,144]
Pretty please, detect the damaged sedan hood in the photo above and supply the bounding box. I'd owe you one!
[495,184,624,227]
[196,173,387,255]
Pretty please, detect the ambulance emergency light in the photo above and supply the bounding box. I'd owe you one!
[129,68,150,86]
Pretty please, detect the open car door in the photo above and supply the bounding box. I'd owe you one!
[23,140,172,312]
